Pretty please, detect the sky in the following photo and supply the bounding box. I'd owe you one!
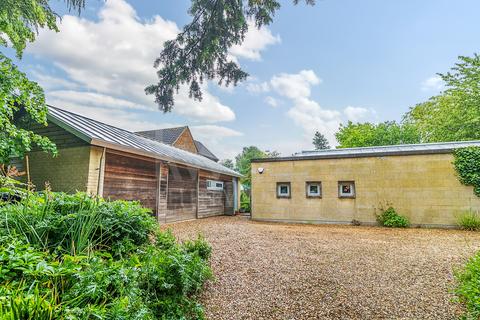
[6,0,480,159]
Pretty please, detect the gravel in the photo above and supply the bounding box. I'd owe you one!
[166,216,480,319]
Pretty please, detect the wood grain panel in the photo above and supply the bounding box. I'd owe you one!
[166,165,197,222]
[103,151,158,213]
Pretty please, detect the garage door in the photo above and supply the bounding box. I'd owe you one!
[166,165,197,222]
[103,151,157,213]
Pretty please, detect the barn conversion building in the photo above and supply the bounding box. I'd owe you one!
[251,142,480,227]
[18,106,240,223]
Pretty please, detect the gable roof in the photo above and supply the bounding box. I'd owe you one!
[47,106,240,177]
[136,127,187,145]
[194,140,219,162]
[252,141,480,162]
[136,127,218,162]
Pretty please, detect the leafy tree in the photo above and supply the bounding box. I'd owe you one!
[146,0,316,112]
[235,146,278,190]
[1,0,85,58]
[0,55,57,164]
[312,131,330,150]
[335,121,421,148]
[404,54,480,142]
[219,159,235,170]
[1,0,85,165]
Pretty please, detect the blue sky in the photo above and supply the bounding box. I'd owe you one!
[6,0,480,159]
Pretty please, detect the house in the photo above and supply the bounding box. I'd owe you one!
[251,141,480,227]
[136,127,219,162]
[19,106,241,223]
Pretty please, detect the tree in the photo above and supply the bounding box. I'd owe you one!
[312,131,330,150]
[404,54,480,142]
[220,159,235,170]
[146,0,315,112]
[335,121,421,148]
[234,146,279,190]
[1,0,85,165]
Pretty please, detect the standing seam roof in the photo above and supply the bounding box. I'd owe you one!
[47,106,241,177]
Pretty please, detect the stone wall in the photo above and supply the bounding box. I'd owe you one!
[251,153,480,227]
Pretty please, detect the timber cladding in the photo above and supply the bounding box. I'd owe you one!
[166,165,198,223]
[198,171,234,218]
[103,151,158,213]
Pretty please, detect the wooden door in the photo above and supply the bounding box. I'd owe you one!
[166,165,198,222]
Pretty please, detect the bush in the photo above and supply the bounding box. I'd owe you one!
[0,192,157,257]
[458,211,480,231]
[0,190,212,319]
[376,206,410,228]
[454,252,480,319]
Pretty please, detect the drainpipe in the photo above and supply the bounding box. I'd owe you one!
[96,147,106,197]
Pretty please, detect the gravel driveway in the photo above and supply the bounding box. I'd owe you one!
[166,216,480,320]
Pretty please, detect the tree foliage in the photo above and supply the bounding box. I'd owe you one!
[146,0,315,112]
[219,158,235,170]
[0,0,84,165]
[234,146,278,189]
[312,131,330,150]
[0,0,85,58]
[335,121,421,148]
[0,54,57,164]
[404,54,480,142]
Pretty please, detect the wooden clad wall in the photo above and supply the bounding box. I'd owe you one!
[166,165,198,222]
[198,171,233,218]
[103,151,158,213]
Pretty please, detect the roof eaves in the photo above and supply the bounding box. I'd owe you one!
[46,112,92,143]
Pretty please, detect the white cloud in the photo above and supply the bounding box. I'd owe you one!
[229,20,280,61]
[190,125,243,160]
[270,70,321,100]
[27,0,238,123]
[47,90,150,111]
[421,75,444,92]
[246,81,270,94]
[343,106,376,122]
[264,70,375,147]
[264,96,278,107]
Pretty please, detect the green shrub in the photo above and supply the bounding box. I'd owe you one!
[0,190,212,319]
[453,147,480,197]
[376,206,410,228]
[454,252,480,319]
[457,211,480,231]
[0,192,157,257]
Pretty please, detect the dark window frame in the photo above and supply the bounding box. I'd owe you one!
[276,182,291,199]
[338,181,356,199]
[305,181,322,198]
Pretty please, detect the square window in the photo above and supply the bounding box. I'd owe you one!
[276,182,291,198]
[306,182,322,198]
[338,181,355,198]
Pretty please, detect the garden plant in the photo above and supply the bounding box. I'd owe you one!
[0,183,212,319]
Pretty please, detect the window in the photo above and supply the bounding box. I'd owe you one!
[207,180,224,191]
[338,181,355,198]
[306,182,322,198]
[276,182,291,198]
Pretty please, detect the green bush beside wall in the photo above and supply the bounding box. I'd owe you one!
[0,192,212,319]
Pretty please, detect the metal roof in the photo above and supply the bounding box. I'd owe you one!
[136,127,187,145]
[47,106,241,177]
[252,141,480,162]
[194,140,219,162]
